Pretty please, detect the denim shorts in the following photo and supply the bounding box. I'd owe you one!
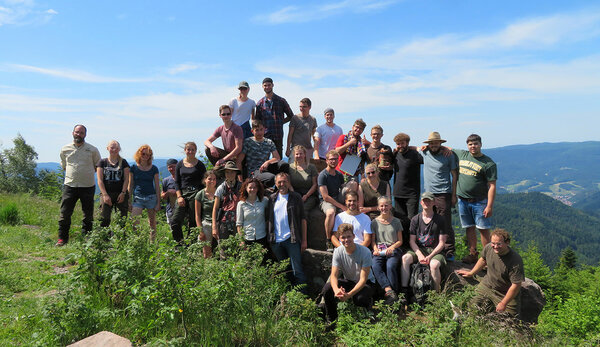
[458,198,493,229]
[132,194,157,209]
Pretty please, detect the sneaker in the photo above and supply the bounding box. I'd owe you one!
[383,289,399,305]
[462,252,479,264]
[55,239,67,247]
[326,241,335,252]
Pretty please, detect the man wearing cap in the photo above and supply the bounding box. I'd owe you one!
[161,158,178,225]
[229,81,255,139]
[392,132,423,242]
[313,108,343,170]
[56,124,101,246]
[454,134,497,264]
[286,97,317,159]
[419,132,458,259]
[401,192,448,293]
[204,105,244,167]
[255,77,294,158]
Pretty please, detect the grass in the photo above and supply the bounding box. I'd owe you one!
[0,193,175,346]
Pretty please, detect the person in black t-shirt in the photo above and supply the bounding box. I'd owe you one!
[96,140,130,227]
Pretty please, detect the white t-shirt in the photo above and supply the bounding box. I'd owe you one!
[334,211,372,244]
[229,97,256,126]
[315,123,343,159]
[274,193,291,242]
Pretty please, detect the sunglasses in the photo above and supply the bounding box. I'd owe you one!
[221,112,232,116]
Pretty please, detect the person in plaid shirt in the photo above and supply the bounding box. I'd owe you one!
[254,77,294,158]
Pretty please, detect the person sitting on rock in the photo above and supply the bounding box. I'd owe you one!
[320,223,376,323]
[456,228,524,316]
[332,190,372,248]
[401,192,448,293]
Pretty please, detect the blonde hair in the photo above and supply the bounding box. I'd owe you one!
[292,145,307,168]
[106,140,122,162]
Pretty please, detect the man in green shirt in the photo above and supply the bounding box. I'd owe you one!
[456,229,524,316]
[453,134,497,263]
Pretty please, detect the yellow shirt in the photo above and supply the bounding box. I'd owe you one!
[60,142,101,187]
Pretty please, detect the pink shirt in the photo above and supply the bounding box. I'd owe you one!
[212,123,243,152]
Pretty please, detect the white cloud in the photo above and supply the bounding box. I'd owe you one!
[167,62,220,75]
[8,64,150,83]
[0,0,56,26]
[254,0,399,24]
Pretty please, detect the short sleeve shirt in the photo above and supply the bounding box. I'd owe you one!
[195,188,215,223]
[422,150,458,194]
[97,158,130,193]
[60,142,101,187]
[318,169,344,201]
[332,244,375,282]
[229,97,255,126]
[242,137,276,174]
[289,164,318,195]
[315,124,343,159]
[130,164,158,196]
[371,217,403,246]
[212,124,244,153]
[162,175,176,217]
[409,212,447,249]
[480,243,525,294]
[289,114,317,150]
[393,148,423,198]
[334,212,372,244]
[455,149,497,199]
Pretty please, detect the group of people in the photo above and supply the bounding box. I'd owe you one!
[56,76,524,321]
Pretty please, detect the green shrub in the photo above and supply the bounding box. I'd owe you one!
[0,203,20,225]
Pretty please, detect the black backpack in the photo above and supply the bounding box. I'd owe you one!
[409,263,433,307]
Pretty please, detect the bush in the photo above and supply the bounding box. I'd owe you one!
[42,224,330,346]
[0,203,20,225]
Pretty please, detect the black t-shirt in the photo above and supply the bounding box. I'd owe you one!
[393,148,423,198]
[97,158,130,193]
[174,160,206,191]
[410,212,447,249]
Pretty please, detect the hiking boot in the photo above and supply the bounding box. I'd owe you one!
[383,289,399,305]
[462,252,479,264]
[55,239,67,247]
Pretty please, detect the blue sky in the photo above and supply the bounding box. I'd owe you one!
[1,0,599,162]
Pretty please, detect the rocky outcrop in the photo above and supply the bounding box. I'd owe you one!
[68,331,131,347]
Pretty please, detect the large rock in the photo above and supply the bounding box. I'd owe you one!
[68,331,131,347]
[301,248,333,295]
[306,208,327,251]
[444,261,546,323]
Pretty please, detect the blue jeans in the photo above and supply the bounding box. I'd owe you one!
[458,198,493,229]
[271,237,307,286]
[371,249,402,292]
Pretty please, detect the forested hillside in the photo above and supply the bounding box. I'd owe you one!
[493,192,600,267]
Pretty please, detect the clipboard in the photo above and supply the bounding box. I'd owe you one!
[339,154,361,176]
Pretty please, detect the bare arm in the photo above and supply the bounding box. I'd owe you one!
[303,174,318,201]
[361,233,372,248]
[286,125,295,158]
[451,168,458,206]
[96,167,108,196]
[313,136,322,160]
[319,186,346,210]
[336,137,357,155]
[497,282,522,312]
[154,173,161,211]
[204,135,218,152]
[220,136,243,163]
[457,256,487,277]
[484,181,496,218]
[425,234,447,262]
[259,150,280,172]
[346,267,371,298]
[212,196,220,239]
[330,266,342,294]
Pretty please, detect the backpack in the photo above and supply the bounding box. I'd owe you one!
[409,263,433,307]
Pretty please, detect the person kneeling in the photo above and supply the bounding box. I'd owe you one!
[401,192,448,294]
[320,223,376,322]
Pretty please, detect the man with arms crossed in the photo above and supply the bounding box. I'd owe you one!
[454,134,497,263]
[320,223,376,323]
[318,150,346,249]
[56,124,101,246]
[457,229,524,316]
[254,77,294,158]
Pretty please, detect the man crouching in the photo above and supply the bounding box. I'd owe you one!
[320,223,376,322]
[456,228,524,316]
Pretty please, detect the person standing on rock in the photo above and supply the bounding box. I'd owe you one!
[454,134,497,263]
[456,229,524,316]
[56,124,101,246]
[254,77,294,158]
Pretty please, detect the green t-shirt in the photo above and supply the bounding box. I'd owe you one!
[480,243,525,294]
[195,189,215,223]
[454,149,497,199]
[371,217,403,247]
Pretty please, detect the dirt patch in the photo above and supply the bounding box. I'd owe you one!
[53,266,71,274]
[22,224,41,230]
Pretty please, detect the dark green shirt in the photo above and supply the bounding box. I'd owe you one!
[455,149,497,199]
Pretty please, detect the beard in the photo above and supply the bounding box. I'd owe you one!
[73,136,84,144]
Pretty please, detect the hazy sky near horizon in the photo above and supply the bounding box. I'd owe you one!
[1,0,599,162]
